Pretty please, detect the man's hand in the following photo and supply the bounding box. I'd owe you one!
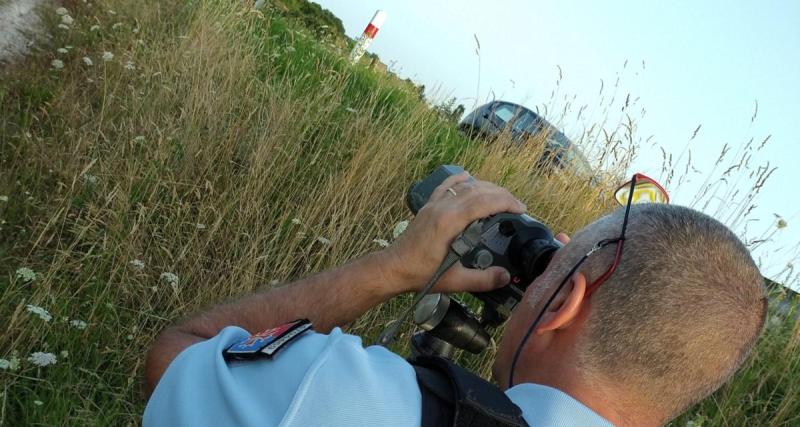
[382,171,528,294]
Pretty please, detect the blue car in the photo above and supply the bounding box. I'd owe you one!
[459,101,592,176]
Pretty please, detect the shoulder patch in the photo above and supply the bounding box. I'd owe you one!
[223,319,313,361]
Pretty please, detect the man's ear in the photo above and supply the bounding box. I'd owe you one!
[535,272,587,335]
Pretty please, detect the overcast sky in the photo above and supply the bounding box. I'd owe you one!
[314,1,800,289]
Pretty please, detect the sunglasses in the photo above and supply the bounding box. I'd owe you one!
[508,173,669,387]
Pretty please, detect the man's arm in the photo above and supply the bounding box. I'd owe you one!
[144,171,526,394]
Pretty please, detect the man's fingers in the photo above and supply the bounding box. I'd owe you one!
[436,265,511,293]
[430,171,472,202]
[458,190,526,224]
[555,233,571,244]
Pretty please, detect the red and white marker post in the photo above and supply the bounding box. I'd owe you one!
[349,10,387,64]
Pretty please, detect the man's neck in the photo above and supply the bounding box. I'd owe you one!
[512,369,660,427]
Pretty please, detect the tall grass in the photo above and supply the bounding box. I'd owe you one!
[0,0,796,425]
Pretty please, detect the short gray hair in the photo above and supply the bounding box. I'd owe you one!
[549,204,766,418]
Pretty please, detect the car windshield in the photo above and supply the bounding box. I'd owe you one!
[492,104,516,125]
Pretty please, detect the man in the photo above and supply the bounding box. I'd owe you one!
[143,171,766,426]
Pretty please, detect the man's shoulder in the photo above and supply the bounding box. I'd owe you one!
[144,326,422,427]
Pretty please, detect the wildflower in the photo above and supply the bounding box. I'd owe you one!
[69,319,88,330]
[0,357,21,370]
[90,25,100,31]
[51,59,64,69]
[34,400,44,406]
[124,61,135,71]
[102,51,114,61]
[291,218,302,225]
[57,48,68,54]
[129,259,145,271]
[57,24,70,30]
[16,267,36,282]
[316,236,331,246]
[60,350,69,359]
[126,334,134,340]
[345,107,357,113]
[61,14,74,25]
[133,135,145,143]
[108,9,117,15]
[372,238,390,248]
[132,27,139,34]
[26,305,52,322]
[3,356,21,371]
[84,174,98,185]
[28,352,57,367]
[0,195,8,202]
[296,231,306,239]
[82,57,93,66]
[160,272,179,293]
[195,223,206,230]
[392,220,409,239]
[112,22,123,30]
[55,7,68,15]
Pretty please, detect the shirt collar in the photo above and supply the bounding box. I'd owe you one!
[505,383,614,427]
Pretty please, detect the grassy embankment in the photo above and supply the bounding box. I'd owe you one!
[0,0,797,425]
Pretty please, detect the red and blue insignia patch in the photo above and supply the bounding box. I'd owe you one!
[223,319,313,361]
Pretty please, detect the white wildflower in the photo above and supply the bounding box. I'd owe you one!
[132,27,139,34]
[90,25,101,32]
[51,59,64,69]
[291,218,302,225]
[84,174,98,185]
[124,61,135,71]
[133,135,145,143]
[0,195,8,202]
[392,220,409,239]
[316,236,331,246]
[82,57,93,66]
[55,7,68,15]
[108,9,117,15]
[16,267,36,282]
[69,319,88,330]
[60,350,69,358]
[112,22,123,30]
[34,400,44,406]
[26,305,52,322]
[102,51,114,61]
[345,107,357,113]
[57,48,68,54]
[195,223,206,230]
[296,231,306,239]
[372,238,390,248]
[1,356,21,371]
[28,352,57,367]
[61,14,74,25]
[57,24,70,30]
[160,272,179,293]
[129,259,145,271]
[126,334,134,340]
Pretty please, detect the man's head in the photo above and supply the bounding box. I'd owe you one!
[494,203,767,424]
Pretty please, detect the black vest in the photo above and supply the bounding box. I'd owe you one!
[410,356,529,427]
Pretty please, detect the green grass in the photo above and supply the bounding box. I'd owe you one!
[0,0,797,425]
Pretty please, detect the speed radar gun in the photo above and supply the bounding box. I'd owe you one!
[377,165,669,360]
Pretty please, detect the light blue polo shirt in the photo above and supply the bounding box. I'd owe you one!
[144,326,613,427]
